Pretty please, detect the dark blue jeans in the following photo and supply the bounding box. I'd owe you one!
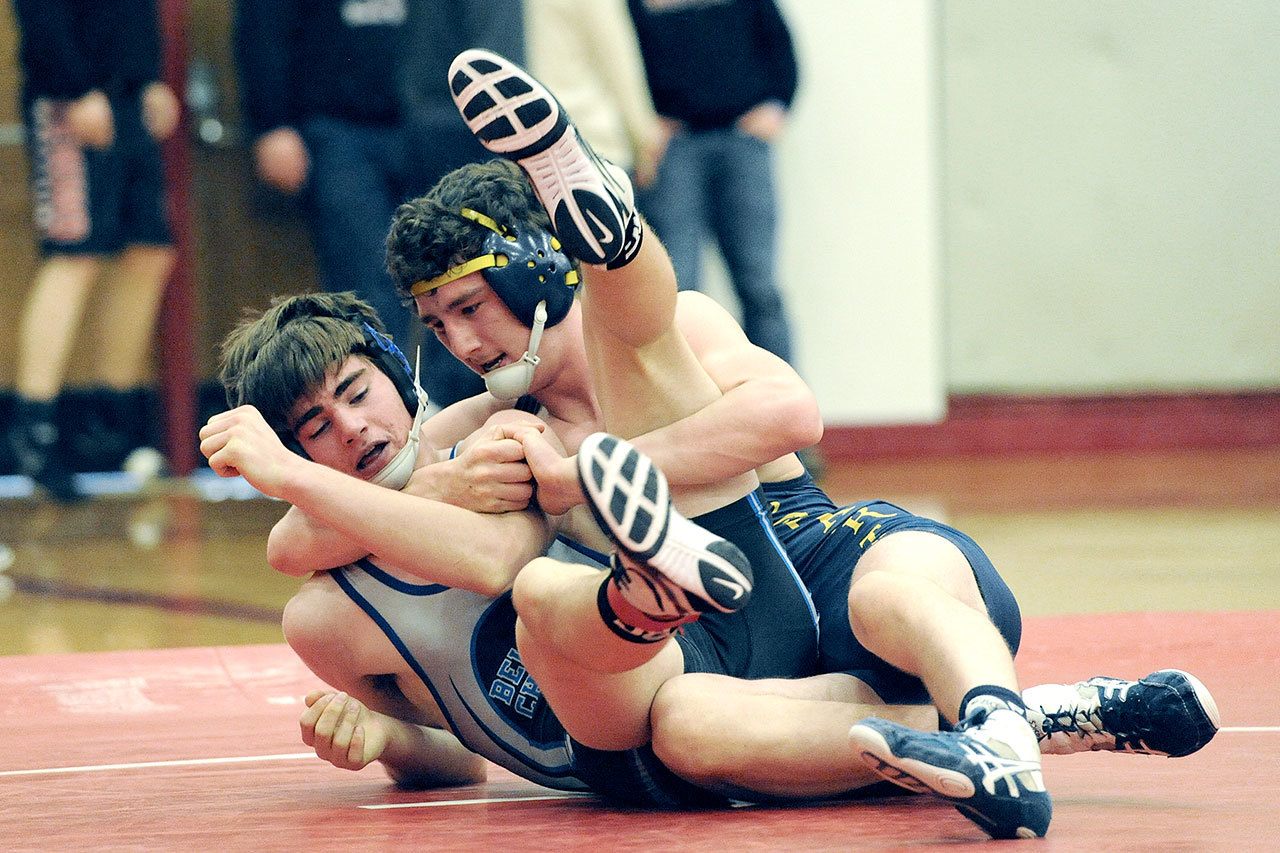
[637,127,795,365]
[300,116,484,407]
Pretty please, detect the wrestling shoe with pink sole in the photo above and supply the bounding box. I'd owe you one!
[577,432,753,619]
[447,49,640,267]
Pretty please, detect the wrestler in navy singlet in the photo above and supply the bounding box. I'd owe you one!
[761,472,1023,704]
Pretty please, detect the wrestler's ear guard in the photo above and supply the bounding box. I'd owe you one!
[483,300,549,401]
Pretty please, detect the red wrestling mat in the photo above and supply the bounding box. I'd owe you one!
[1,611,1275,850]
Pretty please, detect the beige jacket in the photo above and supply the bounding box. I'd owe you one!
[525,0,663,175]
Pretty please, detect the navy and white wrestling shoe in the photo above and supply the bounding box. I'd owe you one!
[447,49,640,267]
[577,432,753,618]
[850,708,1052,840]
[1023,669,1220,757]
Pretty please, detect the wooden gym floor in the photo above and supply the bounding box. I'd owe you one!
[0,446,1277,849]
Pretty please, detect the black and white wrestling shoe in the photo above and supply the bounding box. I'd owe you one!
[1023,669,1220,757]
[850,708,1052,840]
[447,49,640,267]
[577,432,753,618]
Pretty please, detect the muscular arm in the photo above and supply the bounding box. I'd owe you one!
[629,292,821,487]
[203,406,549,595]
[263,388,524,576]
[267,405,541,576]
[278,461,548,594]
[267,505,367,576]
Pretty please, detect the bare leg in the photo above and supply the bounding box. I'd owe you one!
[90,244,173,388]
[651,672,936,799]
[9,256,103,499]
[569,212,758,518]
[848,532,1019,723]
[846,531,1050,839]
[15,255,102,400]
[513,557,686,750]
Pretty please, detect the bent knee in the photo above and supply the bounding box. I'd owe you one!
[650,675,741,782]
[281,576,347,656]
[510,556,582,631]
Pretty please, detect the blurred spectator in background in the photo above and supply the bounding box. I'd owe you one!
[233,0,521,409]
[525,0,665,188]
[7,0,179,502]
[627,0,798,366]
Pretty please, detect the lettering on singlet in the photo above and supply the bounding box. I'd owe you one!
[768,501,900,549]
[487,647,543,720]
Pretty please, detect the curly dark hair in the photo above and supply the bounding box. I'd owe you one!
[218,291,386,434]
[385,159,557,302]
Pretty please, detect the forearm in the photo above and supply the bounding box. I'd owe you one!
[380,722,487,788]
[267,505,369,576]
[630,376,820,488]
[639,292,821,488]
[276,459,549,595]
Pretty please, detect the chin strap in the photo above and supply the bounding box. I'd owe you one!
[484,299,548,401]
[371,347,429,491]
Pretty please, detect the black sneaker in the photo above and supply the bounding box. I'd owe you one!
[1023,669,1220,757]
[850,708,1052,840]
[8,420,82,503]
[447,49,640,267]
[577,432,752,617]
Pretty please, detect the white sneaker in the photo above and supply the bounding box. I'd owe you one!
[447,49,640,267]
[578,432,753,617]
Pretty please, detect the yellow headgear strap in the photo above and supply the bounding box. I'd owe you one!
[408,208,578,295]
[410,208,515,296]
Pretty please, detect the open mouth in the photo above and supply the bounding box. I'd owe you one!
[356,441,389,473]
[480,354,507,374]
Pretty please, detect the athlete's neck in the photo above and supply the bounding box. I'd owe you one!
[516,317,602,444]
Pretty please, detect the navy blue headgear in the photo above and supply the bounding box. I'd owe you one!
[356,321,418,415]
[409,208,580,328]
[231,299,420,457]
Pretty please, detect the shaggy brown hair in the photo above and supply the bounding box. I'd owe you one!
[219,291,385,434]
[385,159,562,301]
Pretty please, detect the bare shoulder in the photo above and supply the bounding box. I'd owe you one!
[419,393,509,450]
[674,291,750,353]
